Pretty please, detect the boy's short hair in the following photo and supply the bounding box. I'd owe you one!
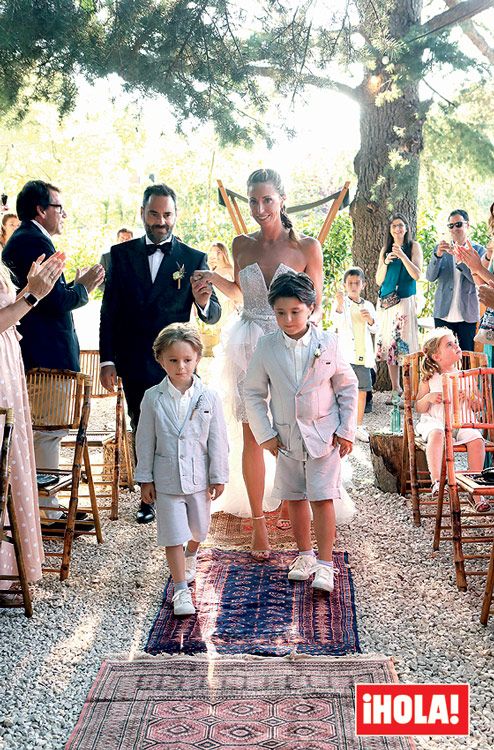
[153,323,203,361]
[343,266,365,283]
[268,272,316,307]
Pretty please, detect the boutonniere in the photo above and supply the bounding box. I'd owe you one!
[312,345,322,367]
[189,394,204,420]
[173,263,185,289]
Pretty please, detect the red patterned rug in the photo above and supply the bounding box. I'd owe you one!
[206,510,313,548]
[65,655,414,750]
[145,549,359,656]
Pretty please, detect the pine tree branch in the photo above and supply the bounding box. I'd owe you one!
[252,66,360,102]
[443,0,494,63]
[413,0,494,41]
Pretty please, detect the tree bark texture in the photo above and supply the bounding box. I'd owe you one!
[350,1,424,388]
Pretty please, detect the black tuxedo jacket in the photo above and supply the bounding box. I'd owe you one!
[99,236,221,384]
[2,221,88,371]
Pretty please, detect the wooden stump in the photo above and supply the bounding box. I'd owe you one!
[369,432,404,493]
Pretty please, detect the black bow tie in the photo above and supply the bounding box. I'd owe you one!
[146,243,171,256]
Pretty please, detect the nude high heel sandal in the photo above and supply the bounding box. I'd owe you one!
[251,516,271,560]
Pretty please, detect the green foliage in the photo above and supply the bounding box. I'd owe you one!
[471,221,490,247]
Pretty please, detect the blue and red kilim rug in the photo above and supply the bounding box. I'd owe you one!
[145,548,360,656]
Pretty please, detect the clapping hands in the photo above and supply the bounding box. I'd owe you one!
[26,252,65,299]
[75,264,105,292]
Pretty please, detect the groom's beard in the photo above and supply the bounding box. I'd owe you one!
[144,223,174,244]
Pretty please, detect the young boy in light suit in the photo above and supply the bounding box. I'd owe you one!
[135,324,229,616]
[244,273,358,594]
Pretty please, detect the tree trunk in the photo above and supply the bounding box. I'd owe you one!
[350,0,425,388]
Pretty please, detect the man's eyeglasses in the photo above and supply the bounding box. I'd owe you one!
[447,221,466,229]
[48,203,64,214]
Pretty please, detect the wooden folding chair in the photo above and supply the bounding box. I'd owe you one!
[26,368,103,580]
[435,367,494,591]
[68,350,134,521]
[481,537,494,625]
[401,351,487,526]
[0,407,33,616]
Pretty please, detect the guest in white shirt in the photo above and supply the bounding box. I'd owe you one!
[426,209,485,351]
[331,267,377,442]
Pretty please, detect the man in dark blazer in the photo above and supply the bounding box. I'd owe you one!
[99,183,221,523]
[2,180,103,370]
[2,179,104,523]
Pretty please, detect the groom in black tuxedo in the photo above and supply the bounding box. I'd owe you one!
[99,183,221,523]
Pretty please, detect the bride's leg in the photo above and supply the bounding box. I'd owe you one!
[242,422,270,557]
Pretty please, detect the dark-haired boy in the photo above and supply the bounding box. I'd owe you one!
[245,272,357,594]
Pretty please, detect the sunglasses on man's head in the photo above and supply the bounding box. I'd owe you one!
[447,221,466,229]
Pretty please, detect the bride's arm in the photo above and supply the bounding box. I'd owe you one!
[304,238,323,324]
[192,239,243,303]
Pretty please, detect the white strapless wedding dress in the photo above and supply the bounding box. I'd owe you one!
[210,262,356,524]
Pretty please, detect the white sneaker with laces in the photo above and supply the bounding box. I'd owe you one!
[355,426,370,443]
[311,564,337,593]
[172,588,196,616]
[185,555,197,583]
[288,555,316,581]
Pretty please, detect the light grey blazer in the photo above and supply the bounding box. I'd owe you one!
[244,327,358,459]
[134,377,229,494]
[426,242,485,323]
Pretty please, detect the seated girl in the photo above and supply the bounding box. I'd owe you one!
[415,327,491,512]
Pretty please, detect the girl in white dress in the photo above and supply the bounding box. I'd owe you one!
[415,327,490,511]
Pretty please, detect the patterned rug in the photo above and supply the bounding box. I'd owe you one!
[145,549,360,656]
[65,655,414,750]
[206,510,316,548]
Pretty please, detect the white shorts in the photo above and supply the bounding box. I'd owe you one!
[271,447,341,501]
[155,490,211,547]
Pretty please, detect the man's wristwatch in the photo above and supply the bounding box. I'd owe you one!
[23,292,39,307]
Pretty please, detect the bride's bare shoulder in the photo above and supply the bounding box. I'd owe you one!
[232,232,259,261]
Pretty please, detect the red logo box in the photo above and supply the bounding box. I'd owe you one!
[355,683,469,736]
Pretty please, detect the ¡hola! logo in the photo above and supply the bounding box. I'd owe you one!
[355,684,469,736]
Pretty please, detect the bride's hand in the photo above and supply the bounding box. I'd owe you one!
[191,270,214,284]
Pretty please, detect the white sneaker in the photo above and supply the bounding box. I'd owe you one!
[172,588,196,616]
[288,555,316,581]
[355,426,370,442]
[311,564,337,593]
[185,555,197,583]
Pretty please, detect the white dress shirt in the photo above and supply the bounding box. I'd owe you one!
[31,219,53,240]
[145,236,171,283]
[281,326,312,386]
[166,378,195,428]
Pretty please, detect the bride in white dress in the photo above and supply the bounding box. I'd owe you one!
[193,169,355,557]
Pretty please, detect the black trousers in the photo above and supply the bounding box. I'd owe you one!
[434,319,477,353]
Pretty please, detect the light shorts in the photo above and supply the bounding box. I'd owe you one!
[351,364,373,392]
[271,447,341,502]
[155,490,211,547]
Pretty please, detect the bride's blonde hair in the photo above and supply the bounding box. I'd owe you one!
[0,259,14,294]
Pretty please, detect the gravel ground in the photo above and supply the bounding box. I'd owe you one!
[1,383,493,750]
